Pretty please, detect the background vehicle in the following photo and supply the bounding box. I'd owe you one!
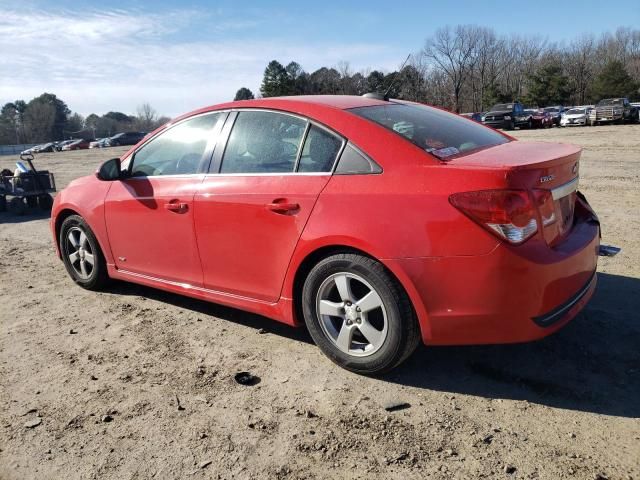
[481,102,531,130]
[589,98,638,125]
[51,95,600,374]
[107,131,146,146]
[544,106,565,126]
[0,153,55,214]
[89,138,110,149]
[561,107,591,126]
[460,112,483,122]
[55,140,76,151]
[524,108,553,128]
[61,139,90,151]
[34,142,57,153]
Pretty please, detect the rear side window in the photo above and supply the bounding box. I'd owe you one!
[130,113,223,176]
[350,103,509,160]
[221,111,306,173]
[297,125,343,173]
[335,144,382,174]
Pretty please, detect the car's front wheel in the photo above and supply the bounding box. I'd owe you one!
[60,215,109,290]
[302,253,420,375]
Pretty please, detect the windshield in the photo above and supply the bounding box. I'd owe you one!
[566,108,585,115]
[598,99,623,106]
[349,103,509,160]
[544,107,559,113]
[491,103,513,111]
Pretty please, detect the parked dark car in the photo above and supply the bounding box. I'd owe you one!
[35,142,57,153]
[543,106,564,126]
[108,131,147,146]
[481,102,530,130]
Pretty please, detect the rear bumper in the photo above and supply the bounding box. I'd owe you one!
[390,213,600,346]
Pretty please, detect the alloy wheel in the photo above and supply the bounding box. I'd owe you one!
[315,272,388,357]
[65,227,95,279]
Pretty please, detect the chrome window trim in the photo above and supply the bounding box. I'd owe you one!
[551,176,579,200]
[119,174,207,181]
[203,172,331,178]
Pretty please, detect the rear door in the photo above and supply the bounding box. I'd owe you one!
[104,112,226,285]
[194,110,344,302]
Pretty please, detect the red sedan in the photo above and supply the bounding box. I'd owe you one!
[62,139,91,150]
[51,95,600,374]
[525,108,554,128]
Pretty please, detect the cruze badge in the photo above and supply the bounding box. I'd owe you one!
[540,174,555,183]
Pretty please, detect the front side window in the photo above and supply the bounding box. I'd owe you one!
[297,125,343,173]
[220,111,306,173]
[130,113,223,177]
[350,103,509,160]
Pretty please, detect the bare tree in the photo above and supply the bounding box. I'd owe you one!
[566,35,596,105]
[421,25,480,112]
[135,103,158,131]
[23,102,55,142]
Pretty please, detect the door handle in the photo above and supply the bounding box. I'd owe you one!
[266,199,300,214]
[165,201,189,213]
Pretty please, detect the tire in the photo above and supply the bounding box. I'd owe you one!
[59,215,109,290]
[26,196,38,208]
[8,197,26,215]
[505,120,515,131]
[527,119,533,129]
[0,195,6,212]
[301,253,420,375]
[38,194,53,211]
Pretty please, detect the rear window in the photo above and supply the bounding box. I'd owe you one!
[350,103,509,160]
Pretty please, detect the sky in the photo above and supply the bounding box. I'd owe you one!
[1,0,638,117]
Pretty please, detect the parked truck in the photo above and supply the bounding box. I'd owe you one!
[589,98,638,125]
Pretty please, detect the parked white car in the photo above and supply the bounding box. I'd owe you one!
[560,107,592,127]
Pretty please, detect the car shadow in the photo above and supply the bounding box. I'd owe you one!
[0,208,51,223]
[103,272,638,418]
[102,280,314,345]
[385,272,640,418]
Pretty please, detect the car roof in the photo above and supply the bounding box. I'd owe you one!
[188,95,389,116]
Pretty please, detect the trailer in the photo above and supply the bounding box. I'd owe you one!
[0,153,56,215]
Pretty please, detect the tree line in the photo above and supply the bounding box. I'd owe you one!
[235,26,639,112]
[0,95,169,145]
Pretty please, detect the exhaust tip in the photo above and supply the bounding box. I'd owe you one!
[598,245,621,257]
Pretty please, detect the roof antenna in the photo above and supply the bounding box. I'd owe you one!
[383,54,412,98]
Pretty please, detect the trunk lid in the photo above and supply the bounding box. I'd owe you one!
[450,141,581,245]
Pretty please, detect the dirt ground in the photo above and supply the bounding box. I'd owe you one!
[1,125,638,480]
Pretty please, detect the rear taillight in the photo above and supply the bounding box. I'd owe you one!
[449,190,538,244]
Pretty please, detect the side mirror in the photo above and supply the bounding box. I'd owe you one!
[96,158,122,181]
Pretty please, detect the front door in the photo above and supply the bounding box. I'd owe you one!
[104,112,225,285]
[194,111,345,302]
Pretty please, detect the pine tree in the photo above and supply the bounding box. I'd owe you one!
[260,60,292,97]
[591,61,638,100]
[234,88,255,101]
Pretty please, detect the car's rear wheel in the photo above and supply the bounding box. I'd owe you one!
[60,215,109,290]
[301,253,420,375]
